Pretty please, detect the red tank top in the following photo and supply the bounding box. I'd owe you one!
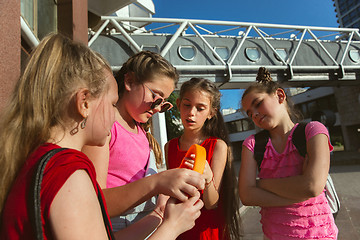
[167,137,228,240]
[0,143,112,239]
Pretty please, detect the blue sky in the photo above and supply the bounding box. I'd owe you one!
[152,0,339,110]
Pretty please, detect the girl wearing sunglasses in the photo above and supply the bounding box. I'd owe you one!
[83,51,205,238]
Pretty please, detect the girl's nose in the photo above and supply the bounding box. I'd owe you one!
[152,104,162,113]
[252,110,260,119]
[189,107,196,116]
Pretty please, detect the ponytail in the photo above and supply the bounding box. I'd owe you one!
[141,120,163,167]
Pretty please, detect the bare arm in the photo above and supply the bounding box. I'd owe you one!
[202,139,228,209]
[238,146,302,207]
[50,170,109,239]
[147,194,203,240]
[50,170,203,240]
[257,133,330,200]
[102,168,205,217]
[82,137,110,188]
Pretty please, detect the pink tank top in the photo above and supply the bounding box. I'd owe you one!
[243,121,338,239]
[106,121,150,188]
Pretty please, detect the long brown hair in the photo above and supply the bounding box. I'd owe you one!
[179,78,242,239]
[0,33,111,218]
[115,51,179,166]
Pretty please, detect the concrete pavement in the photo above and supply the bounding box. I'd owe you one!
[238,151,360,239]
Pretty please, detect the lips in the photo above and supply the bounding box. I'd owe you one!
[186,119,196,125]
[258,115,266,124]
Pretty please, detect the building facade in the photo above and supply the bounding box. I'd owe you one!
[333,0,360,28]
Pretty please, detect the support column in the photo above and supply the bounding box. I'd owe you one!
[57,0,88,44]
[0,0,20,112]
[152,113,168,164]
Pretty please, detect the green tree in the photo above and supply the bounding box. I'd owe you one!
[165,91,183,140]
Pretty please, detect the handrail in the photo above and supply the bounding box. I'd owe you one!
[88,16,360,82]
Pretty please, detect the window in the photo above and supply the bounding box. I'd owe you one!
[242,119,255,131]
[274,49,287,62]
[349,49,360,63]
[21,0,57,39]
[214,47,230,61]
[226,119,255,134]
[295,95,338,119]
[142,45,159,53]
[245,48,260,62]
[21,0,35,31]
[178,46,196,61]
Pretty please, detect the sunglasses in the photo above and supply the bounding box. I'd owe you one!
[144,84,173,113]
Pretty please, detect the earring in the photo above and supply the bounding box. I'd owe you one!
[81,115,88,129]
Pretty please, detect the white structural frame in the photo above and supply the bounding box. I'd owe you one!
[89,16,360,80]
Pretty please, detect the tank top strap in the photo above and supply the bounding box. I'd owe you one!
[201,137,218,165]
[167,137,181,169]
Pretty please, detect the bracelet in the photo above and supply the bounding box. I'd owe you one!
[205,176,214,188]
[153,209,164,220]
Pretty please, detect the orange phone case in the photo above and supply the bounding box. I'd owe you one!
[178,144,207,174]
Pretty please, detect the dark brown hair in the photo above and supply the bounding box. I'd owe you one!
[242,67,302,122]
[179,78,242,239]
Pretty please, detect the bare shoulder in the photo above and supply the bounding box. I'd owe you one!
[214,139,228,152]
[50,170,108,238]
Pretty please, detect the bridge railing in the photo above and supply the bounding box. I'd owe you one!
[88,16,360,87]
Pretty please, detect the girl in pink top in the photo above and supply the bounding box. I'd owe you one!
[238,67,338,239]
[83,51,205,238]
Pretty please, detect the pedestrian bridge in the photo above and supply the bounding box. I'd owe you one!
[88,16,360,89]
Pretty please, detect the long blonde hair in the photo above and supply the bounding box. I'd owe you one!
[0,33,111,217]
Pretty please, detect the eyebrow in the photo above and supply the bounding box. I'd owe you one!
[147,86,165,98]
[154,88,167,98]
[183,98,208,107]
[245,98,259,117]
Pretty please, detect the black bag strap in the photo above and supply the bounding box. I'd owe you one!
[31,148,66,240]
[96,184,115,239]
[254,123,308,171]
[292,122,308,157]
[254,130,270,171]
[30,148,114,240]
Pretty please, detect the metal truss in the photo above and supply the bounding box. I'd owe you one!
[88,16,360,87]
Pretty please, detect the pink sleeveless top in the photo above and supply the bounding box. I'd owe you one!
[107,121,149,188]
[243,121,338,239]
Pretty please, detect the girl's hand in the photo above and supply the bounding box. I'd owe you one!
[162,191,203,236]
[181,155,195,170]
[203,160,213,187]
[153,194,170,220]
[157,168,205,202]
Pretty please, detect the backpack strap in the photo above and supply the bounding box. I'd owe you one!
[292,122,308,157]
[30,148,115,240]
[254,122,308,172]
[254,130,270,171]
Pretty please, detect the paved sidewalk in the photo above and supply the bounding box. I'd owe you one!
[238,151,360,239]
